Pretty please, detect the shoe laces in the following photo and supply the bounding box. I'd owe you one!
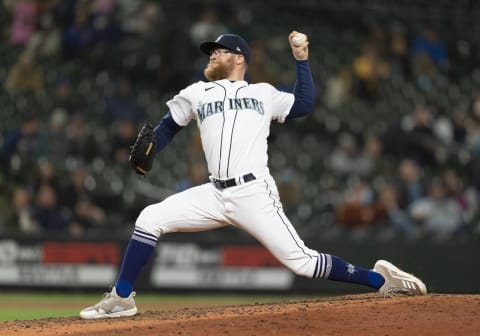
[93,291,114,309]
[382,285,414,297]
[103,291,113,299]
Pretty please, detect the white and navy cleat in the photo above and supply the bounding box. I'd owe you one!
[374,259,427,296]
[80,287,138,319]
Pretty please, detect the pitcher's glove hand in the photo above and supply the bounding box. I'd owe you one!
[129,123,156,176]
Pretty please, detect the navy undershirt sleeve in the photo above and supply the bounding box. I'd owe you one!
[153,111,183,153]
[287,60,315,119]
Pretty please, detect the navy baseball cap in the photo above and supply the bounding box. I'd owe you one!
[200,34,251,63]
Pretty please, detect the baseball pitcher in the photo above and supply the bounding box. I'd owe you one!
[80,32,426,319]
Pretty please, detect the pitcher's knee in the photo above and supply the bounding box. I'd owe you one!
[135,204,162,238]
[284,260,316,279]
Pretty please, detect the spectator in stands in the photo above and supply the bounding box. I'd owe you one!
[189,7,226,46]
[352,42,390,101]
[395,159,426,210]
[9,186,38,233]
[329,133,358,175]
[61,162,109,236]
[336,179,384,229]
[60,163,93,210]
[69,196,107,237]
[62,8,96,59]
[51,77,85,115]
[49,0,76,31]
[356,135,385,178]
[32,159,60,195]
[433,112,454,147]
[443,169,477,226]
[31,182,69,232]
[110,120,138,165]
[375,182,417,238]
[9,0,37,46]
[115,0,144,26]
[157,23,194,91]
[411,27,449,92]
[324,67,352,108]
[104,78,145,124]
[46,108,70,164]
[328,132,373,177]
[466,93,480,156]
[368,24,388,52]
[411,27,449,73]
[248,39,279,85]
[120,1,165,51]
[5,50,44,95]
[388,26,411,80]
[92,0,116,15]
[26,12,61,59]
[409,178,463,240]
[90,2,123,48]
[404,104,441,166]
[0,115,46,173]
[66,113,100,162]
[452,110,467,145]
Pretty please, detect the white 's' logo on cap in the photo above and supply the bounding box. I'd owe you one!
[236,46,241,52]
[215,35,224,42]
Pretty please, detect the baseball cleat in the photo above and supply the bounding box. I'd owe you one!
[374,260,427,296]
[79,287,137,319]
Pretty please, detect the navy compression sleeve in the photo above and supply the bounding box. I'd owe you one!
[287,60,315,119]
[153,111,183,153]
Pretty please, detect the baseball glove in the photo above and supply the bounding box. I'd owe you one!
[129,123,156,176]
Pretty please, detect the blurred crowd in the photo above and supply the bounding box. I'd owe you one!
[0,0,479,242]
[319,21,479,241]
[0,0,251,237]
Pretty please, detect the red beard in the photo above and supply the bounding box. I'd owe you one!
[204,61,234,81]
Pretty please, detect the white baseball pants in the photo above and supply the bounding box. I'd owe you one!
[135,173,327,278]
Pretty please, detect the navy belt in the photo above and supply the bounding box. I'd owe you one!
[212,173,256,189]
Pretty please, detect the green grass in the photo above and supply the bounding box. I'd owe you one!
[0,308,81,321]
[0,292,324,322]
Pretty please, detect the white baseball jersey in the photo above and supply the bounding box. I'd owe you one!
[166,79,294,179]
[134,79,329,281]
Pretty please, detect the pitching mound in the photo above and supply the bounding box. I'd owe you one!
[1,294,479,336]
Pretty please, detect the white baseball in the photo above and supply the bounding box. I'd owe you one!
[292,33,307,47]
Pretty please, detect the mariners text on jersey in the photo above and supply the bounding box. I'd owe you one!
[197,97,265,123]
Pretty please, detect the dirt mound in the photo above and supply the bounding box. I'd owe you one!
[1,294,479,336]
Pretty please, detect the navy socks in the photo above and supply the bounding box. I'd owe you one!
[327,255,385,289]
[113,236,384,297]
[115,238,156,298]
